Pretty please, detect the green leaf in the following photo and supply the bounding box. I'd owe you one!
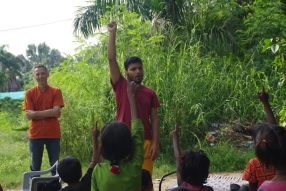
[262,39,272,52]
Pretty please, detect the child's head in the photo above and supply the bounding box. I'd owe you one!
[57,156,82,184]
[179,149,210,186]
[255,123,286,169]
[142,169,153,191]
[100,122,132,166]
[252,122,269,143]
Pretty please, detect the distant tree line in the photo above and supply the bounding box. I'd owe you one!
[0,43,65,92]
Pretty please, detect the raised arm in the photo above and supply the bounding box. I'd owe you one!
[257,86,277,124]
[170,124,182,185]
[25,106,61,120]
[107,21,121,85]
[127,81,139,119]
[89,121,100,169]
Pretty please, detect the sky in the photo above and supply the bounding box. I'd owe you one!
[0,0,93,57]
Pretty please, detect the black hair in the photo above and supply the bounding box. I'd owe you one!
[124,56,143,70]
[34,64,48,72]
[255,123,286,169]
[252,122,270,144]
[57,156,82,184]
[179,150,210,186]
[142,169,152,188]
[100,122,132,166]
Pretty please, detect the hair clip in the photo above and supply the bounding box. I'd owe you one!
[262,140,267,143]
[110,165,120,175]
[179,154,185,164]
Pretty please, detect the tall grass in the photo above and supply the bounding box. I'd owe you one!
[43,8,285,162]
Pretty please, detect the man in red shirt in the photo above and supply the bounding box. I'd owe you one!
[107,21,160,175]
[23,65,64,175]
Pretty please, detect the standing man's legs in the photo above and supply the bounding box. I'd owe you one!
[142,140,154,175]
[45,138,60,175]
[29,138,44,172]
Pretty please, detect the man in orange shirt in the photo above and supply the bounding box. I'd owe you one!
[23,65,64,175]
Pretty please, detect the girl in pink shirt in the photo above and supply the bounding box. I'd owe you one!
[255,123,286,191]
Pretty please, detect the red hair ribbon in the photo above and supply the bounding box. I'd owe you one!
[179,154,185,164]
[110,165,120,175]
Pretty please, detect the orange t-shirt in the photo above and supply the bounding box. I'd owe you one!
[23,85,64,139]
[242,158,275,187]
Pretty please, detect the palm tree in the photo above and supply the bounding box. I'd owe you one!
[47,49,65,69]
[73,0,249,56]
[26,43,65,70]
[0,45,22,92]
[73,0,186,38]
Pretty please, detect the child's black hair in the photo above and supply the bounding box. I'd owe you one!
[142,169,151,188]
[57,156,82,184]
[255,123,286,169]
[179,149,210,186]
[252,122,269,143]
[100,122,132,166]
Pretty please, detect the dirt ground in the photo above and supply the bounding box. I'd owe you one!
[153,171,244,191]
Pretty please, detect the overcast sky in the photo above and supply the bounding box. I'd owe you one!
[0,0,93,57]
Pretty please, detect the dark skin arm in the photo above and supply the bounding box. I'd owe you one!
[127,81,139,119]
[249,182,258,191]
[170,124,182,185]
[89,121,100,169]
[149,108,160,161]
[107,21,121,85]
[257,86,277,124]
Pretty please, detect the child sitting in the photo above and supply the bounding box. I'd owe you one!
[142,169,153,191]
[91,81,144,191]
[255,123,286,190]
[57,122,99,191]
[170,125,213,191]
[241,123,276,191]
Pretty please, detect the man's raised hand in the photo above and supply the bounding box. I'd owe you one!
[107,21,117,32]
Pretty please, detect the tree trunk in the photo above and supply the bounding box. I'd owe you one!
[0,76,22,92]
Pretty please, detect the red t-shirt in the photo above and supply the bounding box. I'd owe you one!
[112,75,160,140]
[23,85,64,139]
[242,158,275,187]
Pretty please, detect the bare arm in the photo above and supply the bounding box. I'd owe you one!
[149,108,160,161]
[107,21,121,85]
[89,121,100,169]
[249,182,258,191]
[127,81,139,119]
[25,106,60,120]
[257,86,277,124]
[170,125,182,185]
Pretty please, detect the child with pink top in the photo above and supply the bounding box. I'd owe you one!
[255,123,286,191]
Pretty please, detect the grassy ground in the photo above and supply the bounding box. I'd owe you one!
[0,130,50,189]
